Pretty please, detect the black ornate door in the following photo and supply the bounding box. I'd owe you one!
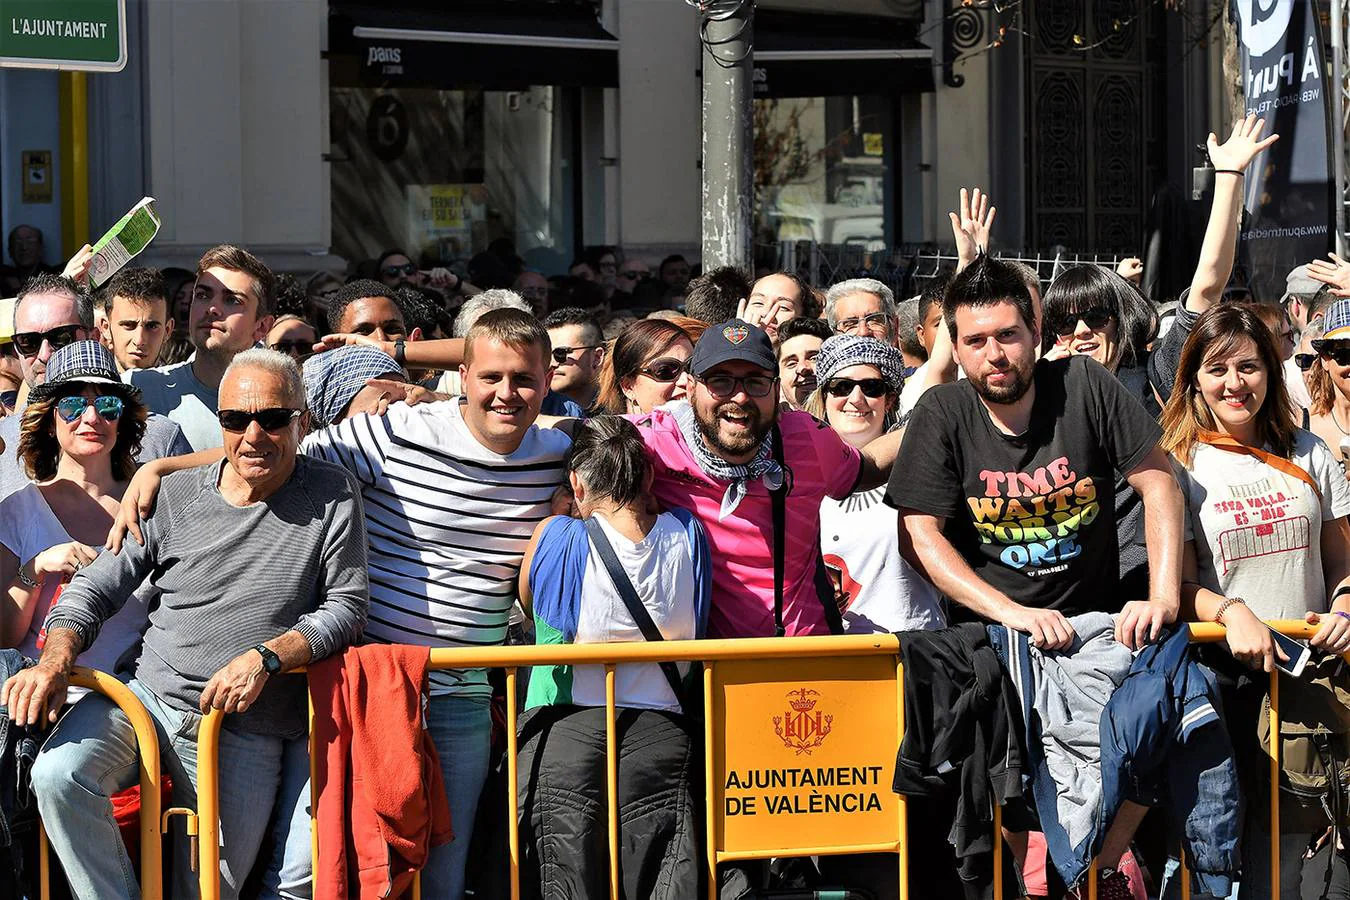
[1026,0,1162,252]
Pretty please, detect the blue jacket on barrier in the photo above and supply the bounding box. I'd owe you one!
[1100,625,1242,899]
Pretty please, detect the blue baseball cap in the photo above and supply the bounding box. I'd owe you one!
[689,318,776,377]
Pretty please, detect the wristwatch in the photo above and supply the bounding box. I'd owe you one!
[393,338,406,367]
[253,643,283,675]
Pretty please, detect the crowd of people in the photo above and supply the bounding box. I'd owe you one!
[1,114,1350,900]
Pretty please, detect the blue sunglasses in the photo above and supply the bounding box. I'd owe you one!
[56,395,124,424]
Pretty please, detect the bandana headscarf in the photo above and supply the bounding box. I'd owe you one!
[814,334,906,391]
[303,345,405,428]
[669,399,783,520]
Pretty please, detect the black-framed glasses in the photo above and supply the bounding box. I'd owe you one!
[637,357,686,383]
[269,340,314,358]
[700,373,776,398]
[217,407,303,433]
[13,325,83,358]
[1319,346,1350,367]
[1053,308,1114,336]
[1295,352,1318,371]
[834,312,890,335]
[824,377,889,399]
[56,395,124,423]
[551,345,601,365]
[381,262,418,278]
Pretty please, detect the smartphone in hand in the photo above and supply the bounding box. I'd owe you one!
[1267,624,1312,678]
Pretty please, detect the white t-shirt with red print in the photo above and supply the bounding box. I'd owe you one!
[1175,429,1350,621]
[819,485,944,633]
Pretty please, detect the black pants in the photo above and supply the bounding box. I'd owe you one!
[517,704,702,900]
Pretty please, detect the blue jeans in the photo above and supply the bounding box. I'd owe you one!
[422,692,493,900]
[29,679,311,900]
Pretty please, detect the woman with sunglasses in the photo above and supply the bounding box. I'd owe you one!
[804,335,942,633]
[0,342,151,682]
[1160,304,1350,899]
[1305,300,1350,476]
[596,318,699,414]
[266,314,318,364]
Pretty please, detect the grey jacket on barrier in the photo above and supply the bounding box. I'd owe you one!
[988,612,1135,889]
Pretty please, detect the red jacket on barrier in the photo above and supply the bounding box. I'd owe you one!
[309,645,453,898]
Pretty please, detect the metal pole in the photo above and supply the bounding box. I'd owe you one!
[700,0,754,270]
[1334,0,1348,255]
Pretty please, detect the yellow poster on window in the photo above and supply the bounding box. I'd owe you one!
[406,184,482,256]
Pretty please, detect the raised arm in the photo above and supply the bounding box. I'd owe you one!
[950,187,995,274]
[1187,115,1279,313]
[314,334,466,370]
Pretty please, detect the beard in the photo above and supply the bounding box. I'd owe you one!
[694,399,773,458]
[969,363,1033,405]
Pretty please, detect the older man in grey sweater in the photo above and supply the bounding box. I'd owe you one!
[2,348,369,900]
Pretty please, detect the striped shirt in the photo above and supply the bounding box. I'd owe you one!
[302,399,571,695]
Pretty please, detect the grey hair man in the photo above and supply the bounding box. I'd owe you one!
[824,278,900,345]
[0,273,191,501]
[452,288,533,337]
[6,347,369,899]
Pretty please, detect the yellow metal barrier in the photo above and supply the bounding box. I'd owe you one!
[36,667,164,900]
[181,621,1348,899]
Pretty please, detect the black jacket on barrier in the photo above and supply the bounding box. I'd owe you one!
[0,649,38,900]
[893,624,1027,894]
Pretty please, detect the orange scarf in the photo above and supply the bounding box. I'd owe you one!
[1196,430,1321,499]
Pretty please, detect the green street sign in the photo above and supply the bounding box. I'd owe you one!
[0,0,125,72]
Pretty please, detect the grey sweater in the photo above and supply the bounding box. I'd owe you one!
[46,456,370,738]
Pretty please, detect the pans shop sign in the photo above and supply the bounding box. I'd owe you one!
[0,0,126,72]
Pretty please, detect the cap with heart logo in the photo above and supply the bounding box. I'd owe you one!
[689,318,776,376]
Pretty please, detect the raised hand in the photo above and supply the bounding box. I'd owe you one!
[1308,252,1350,296]
[1206,114,1279,174]
[948,187,996,271]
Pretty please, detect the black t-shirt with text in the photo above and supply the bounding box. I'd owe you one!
[885,355,1162,617]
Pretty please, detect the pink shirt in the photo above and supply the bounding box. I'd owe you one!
[630,407,862,637]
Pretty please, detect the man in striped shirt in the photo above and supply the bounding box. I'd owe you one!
[301,307,570,899]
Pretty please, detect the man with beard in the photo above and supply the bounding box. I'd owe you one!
[888,255,1183,651]
[629,318,902,638]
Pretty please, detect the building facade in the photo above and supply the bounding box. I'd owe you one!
[0,0,1221,278]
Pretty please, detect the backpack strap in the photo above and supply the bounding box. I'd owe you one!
[771,427,787,637]
[583,516,687,712]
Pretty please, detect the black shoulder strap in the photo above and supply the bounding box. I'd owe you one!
[583,516,687,712]
[769,427,844,636]
[771,427,787,637]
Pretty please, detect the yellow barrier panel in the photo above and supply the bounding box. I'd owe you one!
[182,621,1340,899]
[37,667,164,900]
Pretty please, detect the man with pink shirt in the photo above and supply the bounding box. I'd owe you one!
[629,318,903,637]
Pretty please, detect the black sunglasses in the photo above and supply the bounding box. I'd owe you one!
[1319,346,1350,367]
[824,377,889,399]
[1295,352,1318,371]
[217,407,303,433]
[551,345,601,365]
[381,262,418,277]
[637,357,686,383]
[13,324,83,358]
[269,340,314,357]
[1053,308,1113,336]
[700,373,776,399]
[619,270,648,281]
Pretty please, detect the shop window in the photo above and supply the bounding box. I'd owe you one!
[753,95,894,249]
[330,85,578,274]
